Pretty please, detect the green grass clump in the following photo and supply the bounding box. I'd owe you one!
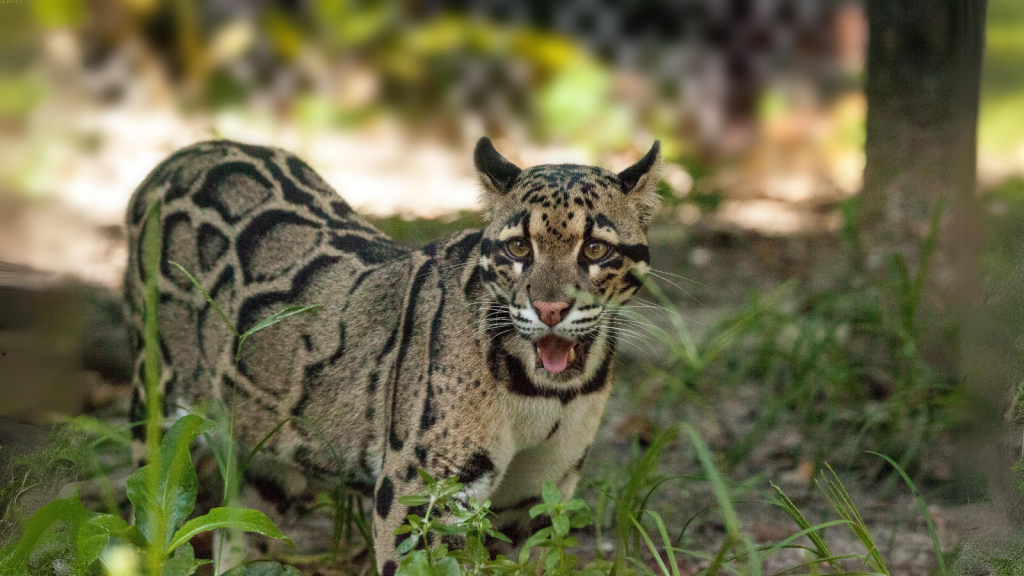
[382,425,949,576]
[620,199,956,477]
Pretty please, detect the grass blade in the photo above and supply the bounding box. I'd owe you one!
[682,424,761,576]
[868,451,946,576]
[758,519,851,562]
[241,417,295,475]
[769,482,842,572]
[168,261,238,337]
[681,425,740,541]
[629,514,673,576]
[645,510,681,576]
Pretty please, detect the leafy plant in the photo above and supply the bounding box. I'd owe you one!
[0,204,303,576]
[0,415,292,576]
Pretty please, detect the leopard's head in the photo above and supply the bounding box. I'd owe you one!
[474,137,661,388]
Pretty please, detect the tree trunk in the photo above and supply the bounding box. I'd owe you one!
[861,0,960,276]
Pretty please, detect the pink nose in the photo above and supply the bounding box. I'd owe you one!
[534,301,570,327]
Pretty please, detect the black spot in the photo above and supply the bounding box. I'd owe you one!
[408,503,428,519]
[595,214,617,231]
[376,477,394,519]
[420,381,437,431]
[406,465,417,481]
[415,445,428,465]
[546,421,560,440]
[331,200,354,219]
[458,451,496,486]
[382,560,397,576]
[129,387,146,441]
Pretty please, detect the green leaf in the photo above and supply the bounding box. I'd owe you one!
[417,469,436,484]
[166,507,293,554]
[396,534,420,555]
[543,548,560,570]
[162,543,211,576]
[126,414,215,549]
[522,526,552,550]
[396,549,431,576]
[83,513,148,550]
[4,496,93,569]
[528,503,548,518]
[562,498,588,512]
[552,514,570,537]
[432,555,461,576]
[77,513,146,567]
[399,495,431,506]
[221,561,303,576]
[541,482,561,506]
[75,520,110,567]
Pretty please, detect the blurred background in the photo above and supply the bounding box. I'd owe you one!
[1,0,1022,573]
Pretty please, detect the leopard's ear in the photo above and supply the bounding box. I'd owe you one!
[617,141,662,227]
[474,137,522,202]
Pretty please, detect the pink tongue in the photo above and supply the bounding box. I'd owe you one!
[538,336,573,374]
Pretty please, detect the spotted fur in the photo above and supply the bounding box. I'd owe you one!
[124,138,660,573]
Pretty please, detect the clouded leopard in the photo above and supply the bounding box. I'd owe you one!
[124,137,661,573]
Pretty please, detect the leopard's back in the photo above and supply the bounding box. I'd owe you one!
[124,140,411,480]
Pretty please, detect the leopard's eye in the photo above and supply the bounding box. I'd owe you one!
[581,240,610,261]
[505,237,532,259]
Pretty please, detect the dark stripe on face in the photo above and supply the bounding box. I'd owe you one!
[596,255,626,270]
[595,214,616,232]
[505,210,528,229]
[617,243,650,264]
[479,238,496,258]
[463,265,483,299]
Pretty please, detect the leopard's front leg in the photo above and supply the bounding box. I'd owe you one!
[372,440,511,576]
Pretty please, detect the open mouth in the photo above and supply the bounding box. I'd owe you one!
[534,334,586,374]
